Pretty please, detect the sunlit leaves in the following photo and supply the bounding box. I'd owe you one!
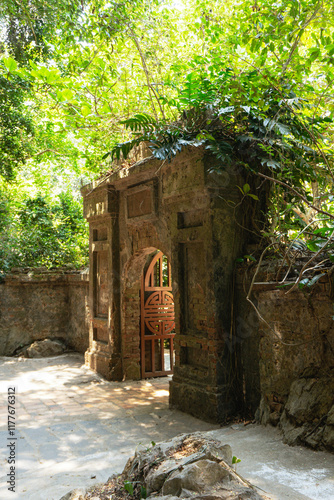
[2,56,17,72]
[0,0,334,267]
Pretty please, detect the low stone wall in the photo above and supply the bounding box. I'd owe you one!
[1,264,333,450]
[0,270,90,356]
[237,274,334,451]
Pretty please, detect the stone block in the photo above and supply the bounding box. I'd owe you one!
[162,460,230,496]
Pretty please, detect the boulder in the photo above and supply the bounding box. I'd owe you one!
[59,489,86,500]
[145,438,232,495]
[280,376,334,448]
[323,404,334,451]
[162,459,230,496]
[192,489,264,499]
[283,377,334,424]
[147,497,179,500]
[120,433,263,500]
[19,339,66,358]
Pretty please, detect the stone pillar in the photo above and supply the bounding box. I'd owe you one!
[169,156,248,423]
[83,186,122,380]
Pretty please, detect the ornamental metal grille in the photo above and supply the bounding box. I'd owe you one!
[140,251,175,378]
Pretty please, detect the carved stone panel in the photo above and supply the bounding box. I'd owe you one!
[177,209,204,229]
[93,326,108,344]
[83,187,118,220]
[93,250,108,318]
[125,183,157,222]
[93,227,108,241]
[180,242,207,333]
[127,189,152,218]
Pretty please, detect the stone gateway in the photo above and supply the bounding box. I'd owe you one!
[82,147,254,423]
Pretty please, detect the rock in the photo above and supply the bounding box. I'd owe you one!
[257,397,270,426]
[146,456,190,494]
[323,404,334,451]
[204,444,232,465]
[280,376,334,448]
[304,425,325,449]
[145,437,232,495]
[121,433,261,500]
[162,459,230,496]
[59,488,86,500]
[147,496,180,500]
[280,411,307,446]
[19,339,66,358]
[284,377,334,424]
[192,496,224,499]
[192,489,262,499]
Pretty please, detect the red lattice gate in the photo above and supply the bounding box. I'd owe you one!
[140,251,175,378]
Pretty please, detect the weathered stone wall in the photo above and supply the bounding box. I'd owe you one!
[0,270,89,356]
[236,275,334,451]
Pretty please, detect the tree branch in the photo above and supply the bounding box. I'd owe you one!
[34,149,67,157]
[256,172,334,220]
[127,26,166,120]
[281,1,323,75]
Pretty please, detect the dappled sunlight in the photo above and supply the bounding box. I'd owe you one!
[67,433,86,444]
[0,354,217,499]
[17,457,61,472]
[152,389,169,398]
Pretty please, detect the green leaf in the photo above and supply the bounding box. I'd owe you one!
[2,57,17,72]
[124,481,134,495]
[243,183,250,193]
[247,193,259,201]
[244,255,256,262]
[232,456,241,464]
[58,89,74,101]
[81,105,91,117]
[306,241,320,252]
[30,69,40,79]
[265,160,281,169]
[275,122,291,135]
[298,278,310,289]
[140,485,147,499]
[308,47,321,62]
[121,113,156,132]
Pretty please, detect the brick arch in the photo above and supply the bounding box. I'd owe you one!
[121,246,173,380]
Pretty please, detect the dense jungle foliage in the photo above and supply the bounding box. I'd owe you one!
[0,0,334,276]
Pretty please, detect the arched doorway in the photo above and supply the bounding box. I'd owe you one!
[140,251,175,378]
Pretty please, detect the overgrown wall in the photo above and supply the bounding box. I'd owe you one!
[237,274,334,451]
[0,270,89,356]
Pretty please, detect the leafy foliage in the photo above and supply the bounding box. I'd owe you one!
[0,0,83,64]
[0,190,88,274]
[1,0,334,270]
[0,73,34,180]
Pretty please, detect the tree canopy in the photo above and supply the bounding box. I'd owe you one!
[1,0,334,274]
